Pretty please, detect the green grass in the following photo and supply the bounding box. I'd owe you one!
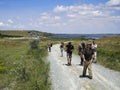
[0,39,51,90]
[96,36,120,71]
[0,30,52,38]
[0,30,30,37]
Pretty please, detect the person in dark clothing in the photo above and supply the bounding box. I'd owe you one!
[65,42,74,65]
[48,42,52,52]
[80,43,94,79]
[78,41,86,65]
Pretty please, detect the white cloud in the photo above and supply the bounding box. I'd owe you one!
[26,3,120,34]
[1,1,119,34]
[54,5,107,18]
[0,21,4,26]
[53,5,95,13]
[49,3,120,33]
[92,10,104,16]
[54,5,67,12]
[67,14,76,18]
[38,12,51,21]
[8,19,14,24]
[106,0,120,6]
[54,16,61,20]
[41,16,49,20]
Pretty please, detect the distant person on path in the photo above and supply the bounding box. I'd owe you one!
[78,41,86,65]
[80,43,94,79]
[48,42,52,52]
[60,42,64,57]
[65,42,74,66]
[91,40,97,63]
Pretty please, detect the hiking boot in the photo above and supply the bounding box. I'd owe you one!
[88,76,93,79]
[67,63,71,66]
[79,75,86,78]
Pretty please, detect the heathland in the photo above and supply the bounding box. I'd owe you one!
[0,30,51,90]
[0,30,120,90]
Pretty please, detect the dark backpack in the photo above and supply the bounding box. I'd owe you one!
[66,44,74,53]
[50,43,52,47]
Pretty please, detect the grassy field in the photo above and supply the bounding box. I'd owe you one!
[0,39,51,90]
[0,30,30,37]
[96,36,120,71]
[0,30,52,38]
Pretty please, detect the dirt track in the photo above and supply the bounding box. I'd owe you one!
[48,44,120,90]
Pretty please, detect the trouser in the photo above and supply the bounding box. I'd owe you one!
[94,52,97,62]
[48,47,51,52]
[79,53,83,65]
[60,48,63,56]
[80,57,83,65]
[82,60,92,77]
[67,52,72,64]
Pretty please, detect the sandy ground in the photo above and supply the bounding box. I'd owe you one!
[48,44,120,90]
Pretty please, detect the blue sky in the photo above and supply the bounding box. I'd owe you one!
[0,0,120,34]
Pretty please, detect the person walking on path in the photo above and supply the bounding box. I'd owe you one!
[60,42,64,57]
[65,42,74,66]
[48,42,52,52]
[78,41,86,65]
[80,43,94,79]
[91,40,97,63]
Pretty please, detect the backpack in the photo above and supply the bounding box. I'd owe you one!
[50,43,52,47]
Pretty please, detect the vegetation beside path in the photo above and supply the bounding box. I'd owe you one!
[0,39,51,90]
[96,36,120,71]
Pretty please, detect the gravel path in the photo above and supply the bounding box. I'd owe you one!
[48,44,120,90]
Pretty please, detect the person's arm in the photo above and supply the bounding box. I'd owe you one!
[82,54,86,62]
[92,54,94,60]
[78,46,80,55]
[65,45,67,51]
[71,45,74,52]
[78,46,82,55]
[91,50,95,61]
[94,44,97,48]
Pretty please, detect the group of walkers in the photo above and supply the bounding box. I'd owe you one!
[78,40,97,65]
[48,40,97,79]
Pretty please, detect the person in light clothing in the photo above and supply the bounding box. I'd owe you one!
[91,40,97,63]
[60,42,64,57]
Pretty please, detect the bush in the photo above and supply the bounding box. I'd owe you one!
[29,39,39,49]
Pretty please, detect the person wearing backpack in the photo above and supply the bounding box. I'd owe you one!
[78,41,86,65]
[65,42,74,66]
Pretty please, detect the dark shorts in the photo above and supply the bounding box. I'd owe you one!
[67,52,72,58]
